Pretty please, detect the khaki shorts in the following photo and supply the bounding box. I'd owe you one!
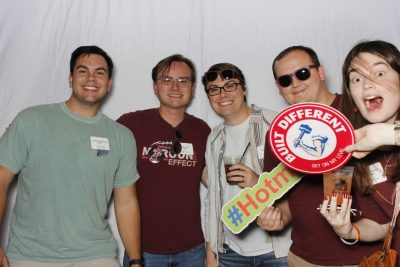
[9,258,120,267]
[288,251,358,267]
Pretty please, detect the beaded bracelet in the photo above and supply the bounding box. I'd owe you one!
[340,223,360,245]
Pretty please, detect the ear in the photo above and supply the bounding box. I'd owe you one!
[107,79,112,93]
[68,74,72,88]
[191,84,196,98]
[275,80,282,95]
[153,81,158,95]
[318,65,326,81]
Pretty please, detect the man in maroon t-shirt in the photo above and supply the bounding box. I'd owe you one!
[257,46,381,266]
[117,54,210,267]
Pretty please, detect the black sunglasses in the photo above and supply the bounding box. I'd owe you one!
[172,129,183,154]
[277,65,319,87]
[204,69,238,82]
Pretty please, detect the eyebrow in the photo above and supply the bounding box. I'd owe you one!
[349,61,389,74]
[75,65,108,73]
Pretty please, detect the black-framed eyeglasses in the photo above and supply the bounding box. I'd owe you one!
[204,69,238,82]
[206,82,241,96]
[172,129,183,154]
[277,65,319,87]
[157,76,192,89]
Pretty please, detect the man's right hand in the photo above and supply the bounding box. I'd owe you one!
[0,248,9,267]
[205,252,218,267]
[257,206,285,231]
[205,242,218,267]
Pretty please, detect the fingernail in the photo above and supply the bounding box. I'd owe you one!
[343,194,348,199]
[332,192,337,197]
[325,195,329,200]
[349,195,352,200]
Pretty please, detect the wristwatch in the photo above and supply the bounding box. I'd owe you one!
[129,258,144,266]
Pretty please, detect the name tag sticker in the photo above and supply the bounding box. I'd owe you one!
[369,162,387,185]
[180,143,194,155]
[90,136,110,151]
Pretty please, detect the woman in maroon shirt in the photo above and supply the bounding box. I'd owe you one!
[320,40,400,266]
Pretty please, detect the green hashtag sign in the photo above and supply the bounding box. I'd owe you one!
[221,163,303,234]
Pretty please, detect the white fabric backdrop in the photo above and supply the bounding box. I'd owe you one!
[1,0,399,263]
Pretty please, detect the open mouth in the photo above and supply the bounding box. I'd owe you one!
[364,95,383,111]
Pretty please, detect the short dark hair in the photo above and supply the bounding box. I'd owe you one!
[70,46,114,78]
[151,54,196,83]
[201,63,246,90]
[202,63,247,102]
[272,46,321,79]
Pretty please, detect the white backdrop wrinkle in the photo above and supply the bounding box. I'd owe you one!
[0,0,399,263]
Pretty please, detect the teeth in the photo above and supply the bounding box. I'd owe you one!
[219,100,233,106]
[365,95,378,100]
[83,86,97,91]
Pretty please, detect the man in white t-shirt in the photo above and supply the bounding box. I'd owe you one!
[202,63,291,267]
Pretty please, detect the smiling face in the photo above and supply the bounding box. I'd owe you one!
[68,54,112,110]
[349,52,400,124]
[274,50,326,105]
[153,61,194,112]
[206,76,249,125]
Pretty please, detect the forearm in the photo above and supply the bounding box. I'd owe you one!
[117,202,141,259]
[205,242,217,267]
[0,166,15,267]
[344,219,389,242]
[114,185,142,264]
[0,185,7,230]
[201,167,208,187]
[0,167,15,234]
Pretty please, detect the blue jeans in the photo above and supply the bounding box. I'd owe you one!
[123,243,205,267]
[218,245,288,267]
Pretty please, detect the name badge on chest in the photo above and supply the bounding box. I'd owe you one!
[90,136,110,151]
[180,143,194,155]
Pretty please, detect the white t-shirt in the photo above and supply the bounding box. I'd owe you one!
[223,117,273,256]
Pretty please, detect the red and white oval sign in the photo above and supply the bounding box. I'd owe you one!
[268,103,355,174]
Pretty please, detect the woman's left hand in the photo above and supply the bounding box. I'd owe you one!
[319,193,353,239]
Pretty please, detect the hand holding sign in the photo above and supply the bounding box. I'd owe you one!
[221,163,302,234]
[257,206,287,231]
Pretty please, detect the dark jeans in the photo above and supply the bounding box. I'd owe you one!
[123,243,205,267]
[218,244,288,267]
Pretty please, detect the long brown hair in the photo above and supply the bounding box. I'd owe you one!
[340,40,400,193]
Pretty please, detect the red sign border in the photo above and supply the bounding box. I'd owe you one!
[268,103,355,174]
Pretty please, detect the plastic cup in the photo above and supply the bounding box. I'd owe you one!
[223,155,241,185]
[323,166,354,205]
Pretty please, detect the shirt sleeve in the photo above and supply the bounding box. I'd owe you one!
[113,127,140,188]
[0,111,31,174]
